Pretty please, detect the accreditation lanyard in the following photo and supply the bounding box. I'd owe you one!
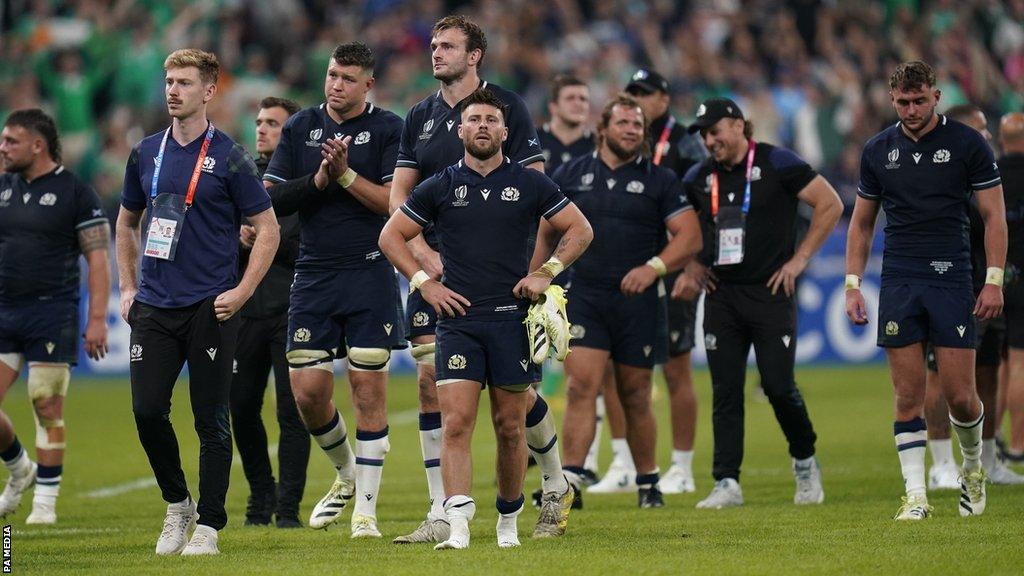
[150,121,216,210]
[143,122,215,261]
[652,116,676,166]
[711,139,755,266]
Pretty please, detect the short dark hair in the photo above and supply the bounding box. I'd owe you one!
[550,74,587,103]
[259,96,301,116]
[332,42,375,72]
[597,93,650,156]
[946,103,982,124]
[4,108,61,161]
[889,61,936,93]
[432,15,487,65]
[459,88,506,120]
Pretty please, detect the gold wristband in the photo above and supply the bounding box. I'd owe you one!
[844,274,862,291]
[336,168,357,189]
[410,270,430,292]
[533,257,565,279]
[986,267,1004,287]
[646,256,667,277]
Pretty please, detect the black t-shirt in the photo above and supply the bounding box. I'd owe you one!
[1001,153,1024,270]
[683,142,817,284]
[858,116,1000,287]
[402,158,568,321]
[538,123,593,176]
[0,166,105,303]
[264,102,401,270]
[554,153,692,289]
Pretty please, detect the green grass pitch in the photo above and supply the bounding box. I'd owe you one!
[9,365,1024,575]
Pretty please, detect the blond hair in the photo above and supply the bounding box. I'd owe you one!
[164,49,220,84]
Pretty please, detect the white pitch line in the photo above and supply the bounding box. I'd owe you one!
[16,527,123,536]
[81,407,421,499]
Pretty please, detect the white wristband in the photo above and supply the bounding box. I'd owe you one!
[410,270,430,292]
[646,256,667,277]
[844,274,861,291]
[986,267,1004,287]
[336,168,357,188]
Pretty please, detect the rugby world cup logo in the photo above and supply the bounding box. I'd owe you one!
[0,188,10,203]
[452,184,469,207]
[581,173,594,187]
[885,148,900,169]
[310,128,322,141]
[423,119,434,133]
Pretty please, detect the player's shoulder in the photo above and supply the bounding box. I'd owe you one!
[863,123,900,155]
[554,152,591,181]
[405,91,440,119]
[682,157,711,184]
[483,81,528,110]
[369,105,404,130]
[942,116,988,150]
[282,105,322,131]
[762,142,809,169]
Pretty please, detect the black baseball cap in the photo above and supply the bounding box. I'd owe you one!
[625,69,669,95]
[687,97,745,133]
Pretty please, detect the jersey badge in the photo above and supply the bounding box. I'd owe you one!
[933,149,950,163]
[453,185,469,207]
[501,187,520,202]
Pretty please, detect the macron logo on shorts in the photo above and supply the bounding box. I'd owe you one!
[206,348,217,361]
[957,325,966,338]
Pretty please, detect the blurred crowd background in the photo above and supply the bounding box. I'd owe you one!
[1,0,1022,218]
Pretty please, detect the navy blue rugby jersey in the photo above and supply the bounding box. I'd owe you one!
[859,115,1000,286]
[401,158,569,321]
[122,126,272,308]
[0,166,105,303]
[553,153,691,289]
[397,81,544,248]
[683,142,817,284]
[537,123,594,176]
[264,102,402,270]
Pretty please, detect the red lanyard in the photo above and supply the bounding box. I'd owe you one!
[653,116,675,166]
[711,139,756,218]
[151,121,216,210]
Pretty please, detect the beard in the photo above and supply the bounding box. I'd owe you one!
[465,135,502,160]
[0,156,28,174]
[606,136,641,161]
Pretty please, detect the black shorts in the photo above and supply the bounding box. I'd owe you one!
[567,281,668,369]
[405,289,437,341]
[434,317,540,390]
[0,299,79,365]
[666,296,698,356]
[925,318,1004,371]
[287,265,406,356]
[877,283,975,348]
[1004,280,1024,349]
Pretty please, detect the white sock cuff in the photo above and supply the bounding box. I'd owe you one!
[443,495,476,521]
[950,406,984,429]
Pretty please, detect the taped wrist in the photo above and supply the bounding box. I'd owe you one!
[532,257,564,279]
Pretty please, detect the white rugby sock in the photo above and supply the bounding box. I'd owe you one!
[928,438,954,467]
[525,396,569,494]
[419,412,446,520]
[353,427,389,519]
[950,409,984,472]
[310,410,355,479]
[584,395,604,471]
[894,418,928,498]
[671,450,693,474]
[611,438,634,469]
[981,438,998,473]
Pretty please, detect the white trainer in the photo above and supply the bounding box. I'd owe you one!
[928,462,960,490]
[793,457,824,505]
[309,477,355,529]
[894,494,931,520]
[959,468,987,517]
[0,460,37,518]
[434,517,470,550]
[26,500,56,524]
[695,478,743,509]
[986,458,1024,485]
[392,516,450,544]
[660,465,695,494]
[587,461,636,494]
[351,513,382,538]
[181,524,219,556]
[496,510,521,548]
[155,498,198,555]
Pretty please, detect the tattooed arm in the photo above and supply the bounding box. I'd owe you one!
[515,203,593,300]
[78,222,111,359]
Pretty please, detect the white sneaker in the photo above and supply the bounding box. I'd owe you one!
[434,517,470,550]
[351,513,382,538]
[496,510,521,548]
[0,460,37,518]
[660,465,695,494]
[894,494,932,520]
[587,461,636,494]
[928,462,959,490]
[959,468,987,517]
[181,524,220,556]
[309,477,354,529]
[986,458,1024,485]
[793,457,824,505]
[26,500,56,524]
[695,478,743,509]
[392,516,450,544]
[155,498,198,555]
